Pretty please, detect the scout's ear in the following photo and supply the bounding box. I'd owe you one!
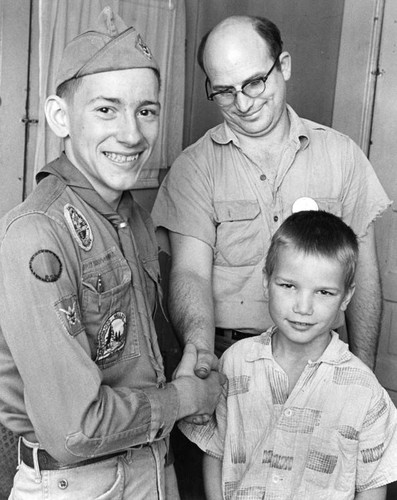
[44,95,70,139]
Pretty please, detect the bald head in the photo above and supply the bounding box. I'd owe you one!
[197,16,283,76]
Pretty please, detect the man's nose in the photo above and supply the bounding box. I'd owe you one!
[234,91,254,113]
[293,292,314,316]
[117,113,144,145]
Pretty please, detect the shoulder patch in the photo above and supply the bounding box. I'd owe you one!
[29,250,62,282]
[64,204,93,251]
[55,295,84,337]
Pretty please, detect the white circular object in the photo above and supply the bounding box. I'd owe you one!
[291,197,319,213]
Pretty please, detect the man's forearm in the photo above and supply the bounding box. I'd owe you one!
[346,225,382,370]
[169,268,215,351]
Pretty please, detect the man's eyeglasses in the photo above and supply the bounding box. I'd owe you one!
[205,53,282,106]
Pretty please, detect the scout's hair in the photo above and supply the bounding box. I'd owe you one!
[197,15,283,75]
[265,211,359,290]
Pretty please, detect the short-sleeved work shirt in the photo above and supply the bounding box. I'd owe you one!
[152,106,391,333]
[179,330,397,499]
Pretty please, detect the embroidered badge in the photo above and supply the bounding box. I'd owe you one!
[64,204,93,251]
[55,295,84,337]
[29,250,62,282]
[136,34,153,60]
[96,312,127,362]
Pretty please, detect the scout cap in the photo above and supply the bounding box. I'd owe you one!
[55,6,159,90]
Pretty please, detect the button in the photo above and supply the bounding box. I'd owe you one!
[58,479,68,489]
[273,215,279,222]
[272,475,280,483]
[284,408,293,417]
[118,221,128,229]
[260,174,266,181]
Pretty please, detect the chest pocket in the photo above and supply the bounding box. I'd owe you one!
[214,200,263,266]
[81,247,140,369]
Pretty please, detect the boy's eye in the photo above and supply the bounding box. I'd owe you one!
[279,283,294,289]
[318,290,334,296]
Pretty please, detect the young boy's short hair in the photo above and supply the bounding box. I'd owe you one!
[265,210,359,290]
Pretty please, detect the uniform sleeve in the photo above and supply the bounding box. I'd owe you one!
[355,386,397,491]
[0,213,179,463]
[341,138,391,238]
[152,150,217,247]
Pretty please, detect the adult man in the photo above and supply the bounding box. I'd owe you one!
[0,8,223,499]
[152,15,390,372]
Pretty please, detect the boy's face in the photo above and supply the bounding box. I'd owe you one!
[61,68,160,208]
[264,245,354,353]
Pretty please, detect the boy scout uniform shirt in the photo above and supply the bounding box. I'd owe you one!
[0,153,178,464]
[152,105,391,334]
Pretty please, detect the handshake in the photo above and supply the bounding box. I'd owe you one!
[170,343,226,423]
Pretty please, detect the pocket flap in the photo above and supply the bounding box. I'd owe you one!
[214,200,260,222]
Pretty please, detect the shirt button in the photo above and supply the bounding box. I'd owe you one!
[273,475,280,483]
[284,408,293,417]
[58,479,68,489]
[260,174,267,181]
[274,215,279,222]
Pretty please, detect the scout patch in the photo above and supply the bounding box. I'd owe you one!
[96,311,127,362]
[136,34,153,60]
[64,204,93,251]
[55,295,84,337]
[29,249,62,282]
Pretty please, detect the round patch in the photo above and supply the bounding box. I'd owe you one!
[29,250,63,282]
[292,197,319,213]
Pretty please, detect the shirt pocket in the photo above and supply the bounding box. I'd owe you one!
[313,198,343,217]
[81,247,140,369]
[214,200,263,266]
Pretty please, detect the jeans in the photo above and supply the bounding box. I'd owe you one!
[9,438,168,500]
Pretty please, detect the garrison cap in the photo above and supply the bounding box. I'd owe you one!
[55,6,159,89]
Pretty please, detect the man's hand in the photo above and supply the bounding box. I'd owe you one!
[174,343,218,380]
[171,344,225,421]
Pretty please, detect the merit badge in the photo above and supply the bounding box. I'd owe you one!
[29,249,62,282]
[96,311,127,362]
[136,34,153,60]
[64,204,93,251]
[55,295,83,337]
[292,197,319,213]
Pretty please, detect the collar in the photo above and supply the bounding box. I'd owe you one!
[36,152,131,227]
[209,104,310,151]
[245,327,351,366]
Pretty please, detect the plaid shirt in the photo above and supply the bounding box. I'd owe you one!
[180,329,397,499]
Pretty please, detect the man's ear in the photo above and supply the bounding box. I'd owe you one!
[279,51,291,82]
[44,95,70,138]
[340,284,356,312]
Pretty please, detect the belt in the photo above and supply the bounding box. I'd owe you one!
[20,439,128,471]
[215,328,254,341]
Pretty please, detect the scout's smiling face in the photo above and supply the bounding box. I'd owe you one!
[50,68,160,209]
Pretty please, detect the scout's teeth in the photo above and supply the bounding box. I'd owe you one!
[105,152,139,162]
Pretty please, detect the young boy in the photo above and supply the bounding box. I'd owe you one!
[179,211,397,499]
